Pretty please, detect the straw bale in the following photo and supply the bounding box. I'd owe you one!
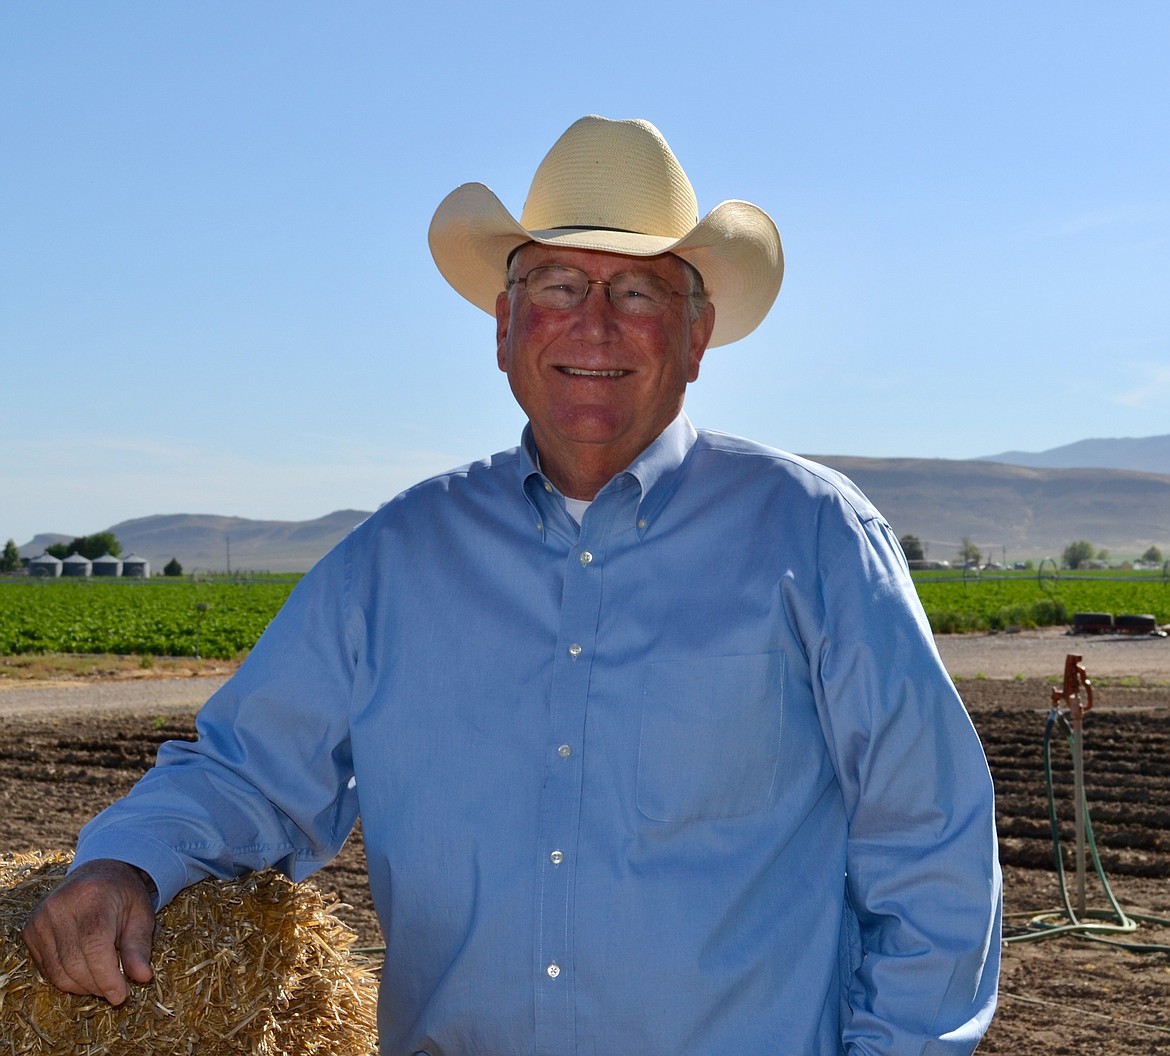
[1,851,379,1055]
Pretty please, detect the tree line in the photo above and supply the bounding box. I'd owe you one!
[0,534,185,576]
[898,534,1163,570]
[0,540,20,573]
[0,533,124,573]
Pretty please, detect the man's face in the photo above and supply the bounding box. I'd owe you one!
[495,244,714,494]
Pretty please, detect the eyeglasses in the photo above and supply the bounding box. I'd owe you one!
[508,265,690,318]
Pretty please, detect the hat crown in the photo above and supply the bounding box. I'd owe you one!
[427,114,783,347]
[519,116,700,240]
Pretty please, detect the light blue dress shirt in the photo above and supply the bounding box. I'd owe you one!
[76,413,1001,1055]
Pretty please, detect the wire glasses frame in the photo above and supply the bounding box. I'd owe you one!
[508,265,692,318]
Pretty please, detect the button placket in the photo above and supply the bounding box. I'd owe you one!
[534,507,614,1054]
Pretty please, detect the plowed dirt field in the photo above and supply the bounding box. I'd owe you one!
[2,649,1168,1053]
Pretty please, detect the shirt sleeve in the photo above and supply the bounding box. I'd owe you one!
[812,514,1002,1055]
[72,540,361,909]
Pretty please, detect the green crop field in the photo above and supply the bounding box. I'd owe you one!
[1,570,1166,658]
[0,577,299,659]
[912,571,1170,633]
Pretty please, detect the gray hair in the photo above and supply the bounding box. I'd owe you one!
[677,257,709,321]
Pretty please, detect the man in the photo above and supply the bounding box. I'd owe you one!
[25,116,1001,1054]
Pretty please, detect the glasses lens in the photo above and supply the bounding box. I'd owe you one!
[608,273,673,316]
[524,267,588,309]
[520,266,676,316]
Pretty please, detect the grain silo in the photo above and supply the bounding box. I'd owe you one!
[121,553,151,578]
[92,552,123,577]
[29,553,63,577]
[61,553,93,578]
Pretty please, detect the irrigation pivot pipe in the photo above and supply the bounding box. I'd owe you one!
[1050,653,1093,915]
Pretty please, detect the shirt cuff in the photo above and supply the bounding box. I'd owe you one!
[71,833,199,911]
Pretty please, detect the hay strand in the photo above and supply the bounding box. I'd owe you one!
[1,852,379,1055]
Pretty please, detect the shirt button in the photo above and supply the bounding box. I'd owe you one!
[547,963,561,979]
[637,518,647,530]
[579,550,593,566]
[535,521,543,532]
[568,643,582,658]
[557,744,572,758]
[544,481,553,493]
[549,850,564,865]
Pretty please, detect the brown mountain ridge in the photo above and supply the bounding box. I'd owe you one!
[811,455,1170,565]
[18,458,1170,573]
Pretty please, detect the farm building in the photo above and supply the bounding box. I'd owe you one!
[29,553,62,577]
[121,553,151,577]
[92,552,123,577]
[61,553,93,578]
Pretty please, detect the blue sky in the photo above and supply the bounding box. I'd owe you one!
[3,2,1168,547]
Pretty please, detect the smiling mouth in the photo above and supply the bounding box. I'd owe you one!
[558,367,630,377]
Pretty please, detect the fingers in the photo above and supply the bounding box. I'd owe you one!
[23,889,130,1004]
[116,899,157,986]
[21,859,156,1005]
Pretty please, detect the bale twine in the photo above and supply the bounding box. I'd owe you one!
[0,852,379,1055]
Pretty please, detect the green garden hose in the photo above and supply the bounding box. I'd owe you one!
[1002,707,1170,952]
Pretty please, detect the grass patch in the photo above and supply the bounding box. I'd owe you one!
[0,653,240,682]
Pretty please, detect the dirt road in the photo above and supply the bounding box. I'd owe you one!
[0,675,228,719]
[935,626,1170,682]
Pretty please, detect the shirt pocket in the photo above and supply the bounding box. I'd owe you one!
[636,652,784,822]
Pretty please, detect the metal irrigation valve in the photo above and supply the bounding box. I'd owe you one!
[1051,653,1093,729]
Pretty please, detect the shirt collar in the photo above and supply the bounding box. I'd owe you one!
[622,412,698,502]
[520,413,698,537]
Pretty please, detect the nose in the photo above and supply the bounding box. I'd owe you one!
[570,279,623,336]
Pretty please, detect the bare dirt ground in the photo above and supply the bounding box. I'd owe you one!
[2,632,1169,1053]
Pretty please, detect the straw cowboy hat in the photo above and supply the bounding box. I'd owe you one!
[428,115,784,347]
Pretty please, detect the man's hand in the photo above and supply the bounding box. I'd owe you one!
[21,858,156,1006]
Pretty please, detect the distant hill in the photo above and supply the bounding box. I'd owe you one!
[979,434,1170,475]
[17,447,1170,572]
[807,456,1170,564]
[20,510,372,574]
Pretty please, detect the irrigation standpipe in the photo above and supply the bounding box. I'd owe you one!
[1003,652,1170,952]
[1052,653,1092,916]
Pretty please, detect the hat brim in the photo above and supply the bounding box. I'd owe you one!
[428,183,783,347]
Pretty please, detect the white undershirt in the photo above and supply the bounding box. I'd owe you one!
[563,496,592,524]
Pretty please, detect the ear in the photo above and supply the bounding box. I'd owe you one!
[495,291,511,372]
[687,301,715,382]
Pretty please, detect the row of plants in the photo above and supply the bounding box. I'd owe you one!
[0,578,299,659]
[913,573,1170,634]
[1,572,1166,658]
